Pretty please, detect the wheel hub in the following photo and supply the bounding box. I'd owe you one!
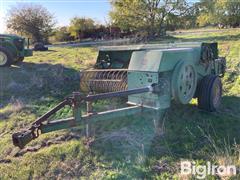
[172,61,197,104]
[0,51,7,65]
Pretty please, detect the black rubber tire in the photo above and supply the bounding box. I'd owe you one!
[0,46,14,67]
[197,75,222,112]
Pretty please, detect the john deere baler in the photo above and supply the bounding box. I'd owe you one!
[12,42,226,148]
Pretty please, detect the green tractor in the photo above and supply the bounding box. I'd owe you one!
[0,34,33,67]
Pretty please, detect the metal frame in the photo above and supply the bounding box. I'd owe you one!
[12,86,157,149]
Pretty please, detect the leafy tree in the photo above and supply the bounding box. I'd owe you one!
[54,26,73,42]
[196,0,218,26]
[109,0,188,39]
[197,0,240,28]
[165,2,200,30]
[216,0,240,27]
[68,17,96,39]
[7,4,55,43]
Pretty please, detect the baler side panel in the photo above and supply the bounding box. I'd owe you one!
[128,50,162,72]
[128,71,171,109]
[159,48,198,72]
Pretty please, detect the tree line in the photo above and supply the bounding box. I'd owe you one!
[6,0,240,43]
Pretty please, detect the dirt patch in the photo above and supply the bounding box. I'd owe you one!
[13,133,82,157]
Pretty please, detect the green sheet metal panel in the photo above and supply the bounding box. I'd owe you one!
[128,51,162,72]
[127,47,203,109]
[128,71,171,109]
[128,71,161,108]
[96,42,218,72]
[129,48,199,72]
[159,48,197,72]
[127,71,171,109]
[97,42,205,69]
[98,42,203,51]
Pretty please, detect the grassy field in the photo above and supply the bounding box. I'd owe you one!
[0,29,239,179]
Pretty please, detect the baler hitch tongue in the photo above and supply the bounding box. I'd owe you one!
[12,99,72,148]
[12,130,35,149]
[11,84,160,148]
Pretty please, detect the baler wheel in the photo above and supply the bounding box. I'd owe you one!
[197,75,222,112]
[0,47,13,67]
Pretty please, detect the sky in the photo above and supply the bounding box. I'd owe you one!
[0,0,199,34]
[0,0,111,33]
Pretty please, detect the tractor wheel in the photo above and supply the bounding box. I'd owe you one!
[197,75,222,112]
[0,46,14,67]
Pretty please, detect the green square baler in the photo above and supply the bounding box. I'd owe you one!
[12,42,226,148]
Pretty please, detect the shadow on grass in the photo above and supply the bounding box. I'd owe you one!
[89,95,240,178]
[0,62,79,117]
[149,95,240,157]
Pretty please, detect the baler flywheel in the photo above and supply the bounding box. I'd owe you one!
[172,61,197,104]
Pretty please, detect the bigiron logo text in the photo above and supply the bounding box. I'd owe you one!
[181,160,237,179]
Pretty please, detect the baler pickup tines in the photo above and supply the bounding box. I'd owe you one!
[80,69,127,93]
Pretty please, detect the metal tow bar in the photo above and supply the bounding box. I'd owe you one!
[12,85,156,149]
[12,99,72,149]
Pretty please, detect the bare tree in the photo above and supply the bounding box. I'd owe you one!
[7,4,56,43]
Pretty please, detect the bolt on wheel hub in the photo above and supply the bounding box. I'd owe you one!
[172,61,197,104]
